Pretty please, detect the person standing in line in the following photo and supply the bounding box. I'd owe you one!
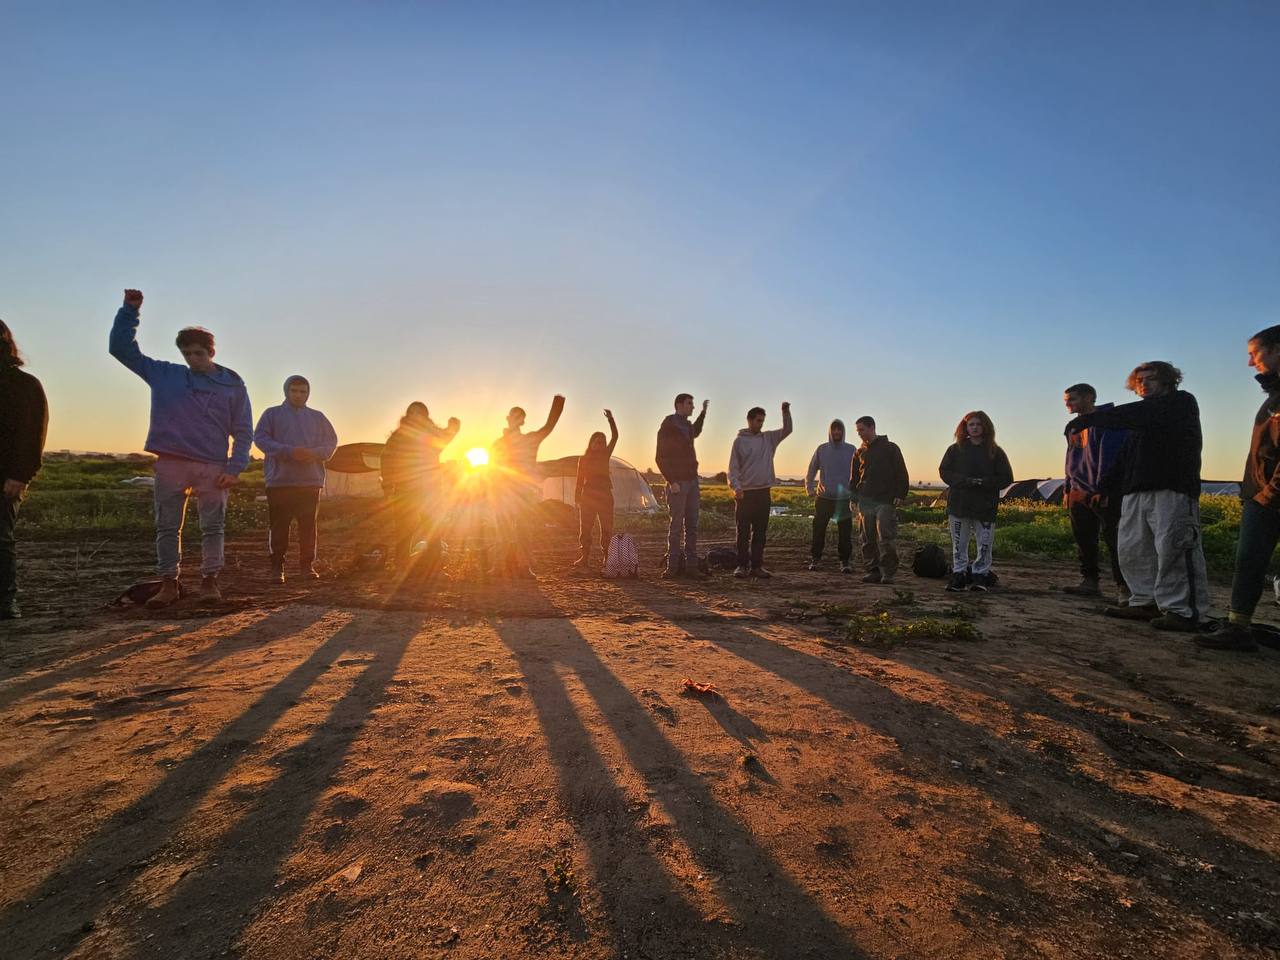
[728,402,793,579]
[381,402,460,577]
[1066,361,1211,632]
[939,411,1013,592]
[1202,325,1280,652]
[850,416,909,584]
[574,409,619,570]
[490,395,565,578]
[0,320,49,620]
[109,289,252,607]
[656,394,708,579]
[804,419,855,573]
[1060,383,1129,601]
[253,375,338,584]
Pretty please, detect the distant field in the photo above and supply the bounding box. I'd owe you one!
[18,459,1252,575]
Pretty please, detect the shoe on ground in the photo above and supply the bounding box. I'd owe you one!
[840,563,852,575]
[807,559,821,571]
[861,571,883,584]
[300,564,320,581]
[1103,604,1160,621]
[197,575,222,603]
[945,572,967,593]
[1063,577,1102,597]
[572,556,589,569]
[1195,623,1258,652]
[752,567,773,579]
[880,575,895,585]
[0,602,21,620]
[661,567,683,580]
[968,573,990,592]
[1150,612,1200,633]
[269,562,285,585]
[146,577,181,609]
[733,566,750,579]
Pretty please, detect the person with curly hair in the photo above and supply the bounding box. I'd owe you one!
[939,411,1013,592]
[0,320,49,620]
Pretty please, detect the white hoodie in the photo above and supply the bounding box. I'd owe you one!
[728,409,793,492]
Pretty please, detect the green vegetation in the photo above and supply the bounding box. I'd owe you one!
[839,611,984,649]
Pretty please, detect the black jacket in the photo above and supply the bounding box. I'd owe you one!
[655,410,705,483]
[939,442,1013,522]
[0,365,48,485]
[1242,374,1280,508]
[1069,390,1201,498]
[851,435,909,503]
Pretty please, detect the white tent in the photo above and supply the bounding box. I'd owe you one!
[539,456,660,514]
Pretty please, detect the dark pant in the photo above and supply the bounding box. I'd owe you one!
[735,488,771,569]
[666,479,700,569]
[0,495,19,608]
[267,486,321,567]
[578,491,614,560]
[1067,492,1125,586]
[811,497,853,562]
[1231,497,1280,618]
[858,498,900,578]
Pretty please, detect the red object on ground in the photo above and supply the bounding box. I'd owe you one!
[681,678,721,698]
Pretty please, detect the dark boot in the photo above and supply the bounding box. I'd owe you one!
[1063,577,1102,597]
[1195,623,1258,652]
[1103,604,1160,621]
[269,560,285,585]
[146,577,181,609]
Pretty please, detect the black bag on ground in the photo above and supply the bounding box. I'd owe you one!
[912,544,948,579]
[705,546,738,571]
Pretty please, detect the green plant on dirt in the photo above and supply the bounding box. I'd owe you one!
[841,611,984,649]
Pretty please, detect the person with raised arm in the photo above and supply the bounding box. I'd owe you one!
[490,394,565,578]
[728,402,793,579]
[573,409,619,570]
[380,402,460,577]
[108,289,252,607]
[253,376,338,584]
[0,320,49,620]
[656,394,708,579]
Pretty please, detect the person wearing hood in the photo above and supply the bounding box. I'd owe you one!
[109,289,252,607]
[490,395,565,578]
[1061,383,1129,601]
[804,419,855,574]
[1066,361,1210,632]
[728,402,792,578]
[1201,327,1280,652]
[381,402,460,576]
[850,417,909,584]
[253,376,338,584]
[0,319,48,620]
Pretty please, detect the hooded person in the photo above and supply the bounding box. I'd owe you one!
[0,319,49,620]
[850,416,910,584]
[804,419,856,573]
[108,288,253,607]
[252,375,339,583]
[380,402,461,576]
[728,402,793,578]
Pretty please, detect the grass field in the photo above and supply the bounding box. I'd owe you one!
[17,458,1250,575]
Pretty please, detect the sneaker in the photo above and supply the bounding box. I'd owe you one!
[197,575,222,603]
[1195,623,1258,652]
[840,563,852,575]
[1103,604,1160,621]
[945,572,967,593]
[1063,577,1102,597]
[968,573,990,592]
[807,559,821,571]
[733,566,750,579]
[300,564,320,581]
[146,577,181,609]
[0,602,21,620]
[269,561,285,585]
[861,571,883,585]
[752,567,773,579]
[1150,612,1199,633]
[661,567,683,580]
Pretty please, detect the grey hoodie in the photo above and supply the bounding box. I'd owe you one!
[805,420,855,500]
[253,375,339,488]
[728,407,793,492]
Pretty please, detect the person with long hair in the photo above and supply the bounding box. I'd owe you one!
[0,320,49,620]
[939,411,1013,592]
[380,402,460,577]
[573,409,618,569]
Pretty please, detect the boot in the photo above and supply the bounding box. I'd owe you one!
[1063,577,1102,597]
[269,560,285,585]
[300,563,320,581]
[197,575,222,603]
[751,567,772,580]
[145,577,181,609]
[1195,623,1258,652]
[1150,612,1199,633]
[1103,603,1159,621]
[861,570,883,584]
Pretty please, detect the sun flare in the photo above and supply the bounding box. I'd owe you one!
[465,447,490,468]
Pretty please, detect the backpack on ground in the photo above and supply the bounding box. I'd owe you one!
[604,534,640,579]
[112,578,186,607]
[912,543,948,579]
[705,546,738,571]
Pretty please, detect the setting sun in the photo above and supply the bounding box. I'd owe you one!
[464,447,490,468]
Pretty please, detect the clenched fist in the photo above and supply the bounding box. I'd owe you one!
[123,289,144,309]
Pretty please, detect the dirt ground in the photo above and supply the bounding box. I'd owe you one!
[1,526,1278,960]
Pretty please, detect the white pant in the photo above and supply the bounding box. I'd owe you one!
[950,517,995,575]
[1117,490,1211,621]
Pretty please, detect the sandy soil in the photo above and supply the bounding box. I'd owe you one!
[1,528,1278,960]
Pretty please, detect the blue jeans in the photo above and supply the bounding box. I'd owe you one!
[666,479,700,569]
[1230,498,1280,618]
[153,457,229,578]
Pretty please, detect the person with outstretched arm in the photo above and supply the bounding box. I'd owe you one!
[108,289,252,607]
[490,395,565,578]
[728,402,793,579]
[939,411,1013,592]
[804,419,855,574]
[381,402,460,578]
[574,409,619,570]
[656,394,708,579]
[0,320,49,620]
[253,376,338,584]
[1065,361,1211,632]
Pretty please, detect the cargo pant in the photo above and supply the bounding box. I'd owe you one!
[858,497,900,578]
[153,457,229,578]
[1117,490,1211,621]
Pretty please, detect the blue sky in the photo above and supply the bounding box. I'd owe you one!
[3,1,1277,480]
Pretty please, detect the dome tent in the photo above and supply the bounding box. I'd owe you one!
[538,456,660,514]
[324,442,385,498]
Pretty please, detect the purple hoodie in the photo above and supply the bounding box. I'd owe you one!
[253,376,338,488]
